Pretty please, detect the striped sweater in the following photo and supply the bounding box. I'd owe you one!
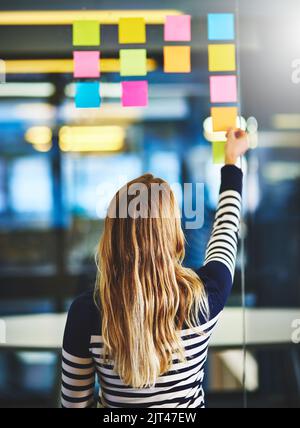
[61,165,243,408]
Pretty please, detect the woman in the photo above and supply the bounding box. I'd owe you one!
[61,128,249,408]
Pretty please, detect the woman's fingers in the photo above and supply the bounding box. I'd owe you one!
[224,128,250,164]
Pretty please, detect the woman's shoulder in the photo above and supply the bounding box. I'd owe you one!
[69,289,96,311]
[63,289,101,356]
[67,289,101,333]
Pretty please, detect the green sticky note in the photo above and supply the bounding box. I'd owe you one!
[212,142,225,164]
[120,49,147,77]
[73,21,100,46]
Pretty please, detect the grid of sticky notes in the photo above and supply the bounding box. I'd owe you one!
[72,18,149,108]
[72,16,192,109]
[207,13,238,163]
[164,15,192,73]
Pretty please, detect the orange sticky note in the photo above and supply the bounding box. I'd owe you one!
[208,44,236,72]
[211,107,237,132]
[164,46,191,73]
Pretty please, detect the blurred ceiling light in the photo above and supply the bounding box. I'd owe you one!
[203,116,247,143]
[258,131,300,148]
[263,162,300,182]
[246,116,259,149]
[59,126,125,153]
[59,99,188,123]
[17,352,56,364]
[0,82,55,97]
[0,59,6,83]
[272,114,300,130]
[33,142,52,153]
[246,116,258,134]
[0,10,182,25]
[59,103,141,124]
[25,126,52,146]
[0,102,55,122]
[65,82,122,99]
[15,103,55,122]
[5,58,157,74]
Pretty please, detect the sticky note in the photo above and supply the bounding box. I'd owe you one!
[122,81,148,107]
[119,18,146,44]
[164,15,191,41]
[73,21,100,46]
[208,44,236,72]
[120,49,147,76]
[164,46,191,73]
[210,75,237,103]
[212,142,226,164]
[73,51,100,78]
[211,107,237,132]
[75,82,101,108]
[208,14,235,41]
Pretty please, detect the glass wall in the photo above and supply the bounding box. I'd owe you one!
[0,0,299,408]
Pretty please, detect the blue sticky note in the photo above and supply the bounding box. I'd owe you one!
[75,82,100,108]
[208,13,235,40]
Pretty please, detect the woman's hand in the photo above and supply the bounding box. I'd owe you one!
[225,128,250,165]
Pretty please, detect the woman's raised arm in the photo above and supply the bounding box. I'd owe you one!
[196,129,249,318]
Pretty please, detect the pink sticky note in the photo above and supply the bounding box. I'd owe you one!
[210,75,237,103]
[164,15,191,41]
[122,81,148,107]
[73,51,100,78]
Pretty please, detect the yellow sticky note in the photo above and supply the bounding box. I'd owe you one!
[212,141,226,164]
[211,107,237,131]
[164,46,191,73]
[119,18,146,44]
[208,44,236,71]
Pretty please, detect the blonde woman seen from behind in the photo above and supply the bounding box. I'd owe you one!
[61,129,249,408]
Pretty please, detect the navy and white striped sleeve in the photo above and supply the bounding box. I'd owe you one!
[61,294,96,408]
[197,165,243,318]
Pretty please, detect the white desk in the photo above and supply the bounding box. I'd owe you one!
[0,308,299,351]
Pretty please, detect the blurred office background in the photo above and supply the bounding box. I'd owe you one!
[0,0,299,408]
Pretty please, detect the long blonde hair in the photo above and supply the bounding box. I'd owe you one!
[95,174,208,388]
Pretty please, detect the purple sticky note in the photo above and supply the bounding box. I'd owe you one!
[73,51,100,78]
[209,75,237,103]
[164,15,191,42]
[122,81,148,107]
